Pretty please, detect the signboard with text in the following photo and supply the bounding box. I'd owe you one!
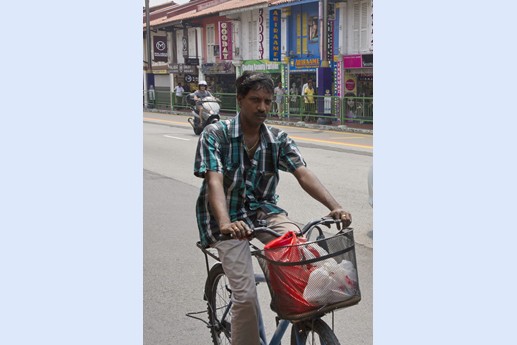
[269,9,281,62]
[289,58,319,72]
[218,21,233,60]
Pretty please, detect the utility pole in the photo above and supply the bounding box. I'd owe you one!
[145,0,152,74]
[144,0,152,108]
[320,0,329,68]
[317,0,332,123]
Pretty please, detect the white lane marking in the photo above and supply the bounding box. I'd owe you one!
[164,135,190,141]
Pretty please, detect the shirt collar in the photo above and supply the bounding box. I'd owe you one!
[230,114,276,144]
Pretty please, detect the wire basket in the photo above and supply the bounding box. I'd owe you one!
[255,229,361,321]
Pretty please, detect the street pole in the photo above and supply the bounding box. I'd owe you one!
[320,0,329,68]
[145,0,152,74]
[145,0,152,107]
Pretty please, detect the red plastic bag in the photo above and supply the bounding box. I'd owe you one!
[263,231,320,316]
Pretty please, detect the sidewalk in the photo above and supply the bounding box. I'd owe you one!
[143,107,373,135]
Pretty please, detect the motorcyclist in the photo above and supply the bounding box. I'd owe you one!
[193,81,213,121]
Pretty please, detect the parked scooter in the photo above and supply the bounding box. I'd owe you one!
[186,93,221,135]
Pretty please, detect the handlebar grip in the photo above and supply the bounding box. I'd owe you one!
[216,233,234,241]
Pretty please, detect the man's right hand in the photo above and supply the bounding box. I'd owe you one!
[220,221,252,240]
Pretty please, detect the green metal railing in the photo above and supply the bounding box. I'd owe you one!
[143,90,373,126]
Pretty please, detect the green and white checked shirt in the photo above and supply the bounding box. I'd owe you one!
[194,114,306,247]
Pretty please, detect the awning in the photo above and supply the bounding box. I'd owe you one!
[268,0,319,11]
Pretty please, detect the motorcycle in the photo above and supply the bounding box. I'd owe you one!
[186,94,221,135]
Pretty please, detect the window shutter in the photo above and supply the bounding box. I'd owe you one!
[352,2,360,52]
[249,20,258,59]
[188,28,196,57]
[360,1,369,52]
[207,24,215,62]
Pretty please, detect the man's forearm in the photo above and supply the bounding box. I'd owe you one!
[206,172,231,227]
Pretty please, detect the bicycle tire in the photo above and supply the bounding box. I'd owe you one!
[291,319,341,345]
[205,263,232,345]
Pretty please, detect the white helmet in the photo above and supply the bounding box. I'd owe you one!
[198,80,207,86]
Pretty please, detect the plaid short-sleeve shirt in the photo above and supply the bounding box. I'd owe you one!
[193,114,306,247]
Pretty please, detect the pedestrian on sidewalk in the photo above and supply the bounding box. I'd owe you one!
[174,82,185,110]
[274,81,285,118]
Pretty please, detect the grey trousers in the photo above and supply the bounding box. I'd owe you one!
[213,211,298,345]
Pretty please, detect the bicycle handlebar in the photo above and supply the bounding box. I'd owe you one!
[215,217,343,242]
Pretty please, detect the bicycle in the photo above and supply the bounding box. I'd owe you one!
[194,217,361,345]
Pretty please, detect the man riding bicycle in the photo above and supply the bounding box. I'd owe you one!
[193,71,352,345]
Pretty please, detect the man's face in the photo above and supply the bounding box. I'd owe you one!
[238,88,273,127]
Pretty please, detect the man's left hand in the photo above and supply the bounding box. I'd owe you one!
[328,208,352,228]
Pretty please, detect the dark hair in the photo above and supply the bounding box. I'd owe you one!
[235,71,274,97]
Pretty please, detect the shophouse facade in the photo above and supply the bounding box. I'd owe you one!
[143,0,373,123]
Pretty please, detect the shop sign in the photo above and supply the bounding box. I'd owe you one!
[343,55,362,69]
[219,21,233,60]
[152,67,169,75]
[332,61,341,115]
[153,36,168,62]
[362,54,373,67]
[258,9,264,59]
[184,74,199,83]
[289,58,319,71]
[242,60,281,73]
[344,76,357,94]
[326,19,334,62]
[185,58,200,65]
[201,62,235,75]
[269,9,281,62]
[344,54,373,68]
[168,64,198,74]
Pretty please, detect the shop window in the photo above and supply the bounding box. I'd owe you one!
[296,13,308,55]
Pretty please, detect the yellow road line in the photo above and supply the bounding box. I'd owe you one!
[144,117,189,126]
[269,122,372,138]
[290,135,373,149]
[328,136,364,140]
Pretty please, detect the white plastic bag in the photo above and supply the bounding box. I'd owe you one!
[303,260,358,305]
[300,242,334,267]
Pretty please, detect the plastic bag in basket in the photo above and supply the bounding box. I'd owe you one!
[263,231,322,316]
[303,260,359,306]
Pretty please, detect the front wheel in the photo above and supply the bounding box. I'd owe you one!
[291,319,341,345]
[205,264,232,345]
[193,117,203,135]
[194,126,203,135]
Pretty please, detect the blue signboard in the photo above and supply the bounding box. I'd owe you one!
[269,9,281,62]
